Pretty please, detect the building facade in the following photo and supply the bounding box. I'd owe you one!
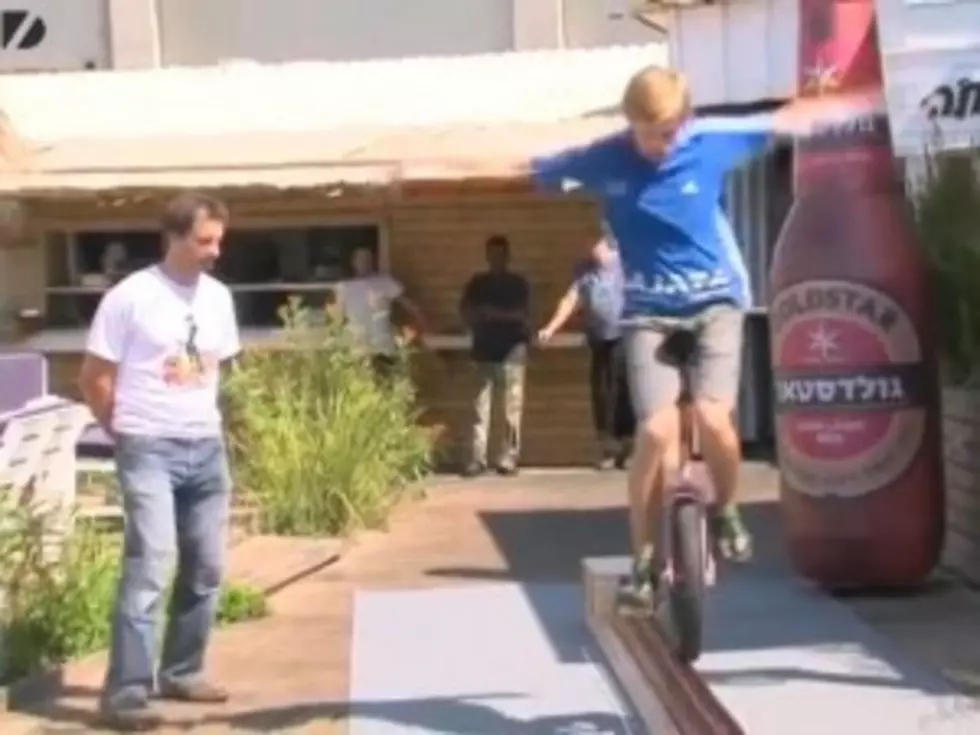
[0,0,806,462]
[15,0,950,464]
[0,0,791,77]
[0,0,651,71]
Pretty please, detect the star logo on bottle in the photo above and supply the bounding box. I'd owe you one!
[803,60,840,96]
[807,321,841,363]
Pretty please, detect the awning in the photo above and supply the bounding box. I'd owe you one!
[0,43,663,196]
[0,117,623,195]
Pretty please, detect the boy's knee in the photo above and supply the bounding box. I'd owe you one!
[637,407,678,450]
[693,399,736,438]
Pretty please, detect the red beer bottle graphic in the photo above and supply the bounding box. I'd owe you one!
[769,0,944,588]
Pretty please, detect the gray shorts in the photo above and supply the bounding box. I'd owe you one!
[623,304,745,420]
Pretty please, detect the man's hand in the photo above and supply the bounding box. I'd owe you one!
[537,326,556,344]
[78,353,118,436]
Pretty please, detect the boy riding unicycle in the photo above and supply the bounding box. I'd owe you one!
[439,64,879,613]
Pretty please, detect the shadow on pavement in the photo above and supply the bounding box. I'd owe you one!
[423,500,784,660]
[425,498,963,703]
[15,691,634,734]
[226,695,633,734]
[427,506,630,583]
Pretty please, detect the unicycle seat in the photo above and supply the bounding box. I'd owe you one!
[659,328,699,371]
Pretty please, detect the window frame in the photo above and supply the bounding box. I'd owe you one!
[42,213,390,326]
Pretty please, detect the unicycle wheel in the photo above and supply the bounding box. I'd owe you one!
[669,497,706,663]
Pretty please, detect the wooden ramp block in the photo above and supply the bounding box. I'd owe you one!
[583,556,677,735]
[583,556,744,735]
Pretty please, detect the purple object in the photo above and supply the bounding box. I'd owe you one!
[0,350,114,457]
[0,351,48,414]
[78,423,114,457]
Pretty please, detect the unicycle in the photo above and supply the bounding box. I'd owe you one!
[653,331,717,664]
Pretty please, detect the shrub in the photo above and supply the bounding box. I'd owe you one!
[0,506,118,683]
[223,299,432,537]
[0,504,269,685]
[215,582,268,625]
[908,147,980,387]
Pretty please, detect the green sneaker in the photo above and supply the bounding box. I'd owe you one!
[616,548,658,610]
[710,504,753,563]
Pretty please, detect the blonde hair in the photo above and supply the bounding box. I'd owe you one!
[621,66,691,123]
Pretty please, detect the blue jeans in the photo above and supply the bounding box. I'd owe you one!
[102,434,231,708]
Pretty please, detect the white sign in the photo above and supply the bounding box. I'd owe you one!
[884,49,980,155]
[877,0,980,154]
[0,0,108,72]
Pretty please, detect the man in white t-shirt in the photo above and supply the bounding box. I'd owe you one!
[335,246,427,376]
[78,192,241,731]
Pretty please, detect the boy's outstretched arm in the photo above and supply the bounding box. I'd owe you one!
[408,133,622,192]
[771,88,884,136]
[698,87,885,173]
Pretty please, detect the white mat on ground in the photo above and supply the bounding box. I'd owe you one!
[349,582,640,735]
[698,568,980,735]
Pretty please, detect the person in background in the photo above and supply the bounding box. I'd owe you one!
[538,235,634,470]
[335,246,428,377]
[78,192,240,730]
[460,234,531,477]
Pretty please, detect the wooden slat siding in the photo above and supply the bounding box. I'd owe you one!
[413,348,594,467]
[942,388,980,585]
[388,188,601,333]
[392,187,601,466]
[25,185,606,466]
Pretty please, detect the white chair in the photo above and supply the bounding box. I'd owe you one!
[0,397,96,561]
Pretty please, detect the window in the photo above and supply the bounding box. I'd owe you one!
[44,223,382,328]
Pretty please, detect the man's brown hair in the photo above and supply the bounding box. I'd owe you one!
[485,234,510,252]
[160,191,229,239]
[622,66,691,123]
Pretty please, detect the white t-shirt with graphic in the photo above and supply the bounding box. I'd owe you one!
[337,274,403,355]
[86,266,241,438]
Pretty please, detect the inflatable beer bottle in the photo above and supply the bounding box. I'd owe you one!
[768,0,944,589]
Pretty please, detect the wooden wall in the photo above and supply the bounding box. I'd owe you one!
[12,183,607,467]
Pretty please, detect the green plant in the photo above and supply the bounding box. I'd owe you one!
[909,147,980,386]
[216,582,268,624]
[0,505,119,683]
[0,503,269,684]
[223,299,432,536]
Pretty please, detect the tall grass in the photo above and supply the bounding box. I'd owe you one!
[908,147,980,387]
[223,299,432,536]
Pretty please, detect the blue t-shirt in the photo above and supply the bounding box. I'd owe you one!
[574,253,624,341]
[531,115,772,318]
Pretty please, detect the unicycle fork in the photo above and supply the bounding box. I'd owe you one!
[651,339,718,664]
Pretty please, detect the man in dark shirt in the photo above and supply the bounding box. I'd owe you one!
[459,235,530,477]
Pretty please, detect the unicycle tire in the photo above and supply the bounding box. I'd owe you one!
[670,497,706,663]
